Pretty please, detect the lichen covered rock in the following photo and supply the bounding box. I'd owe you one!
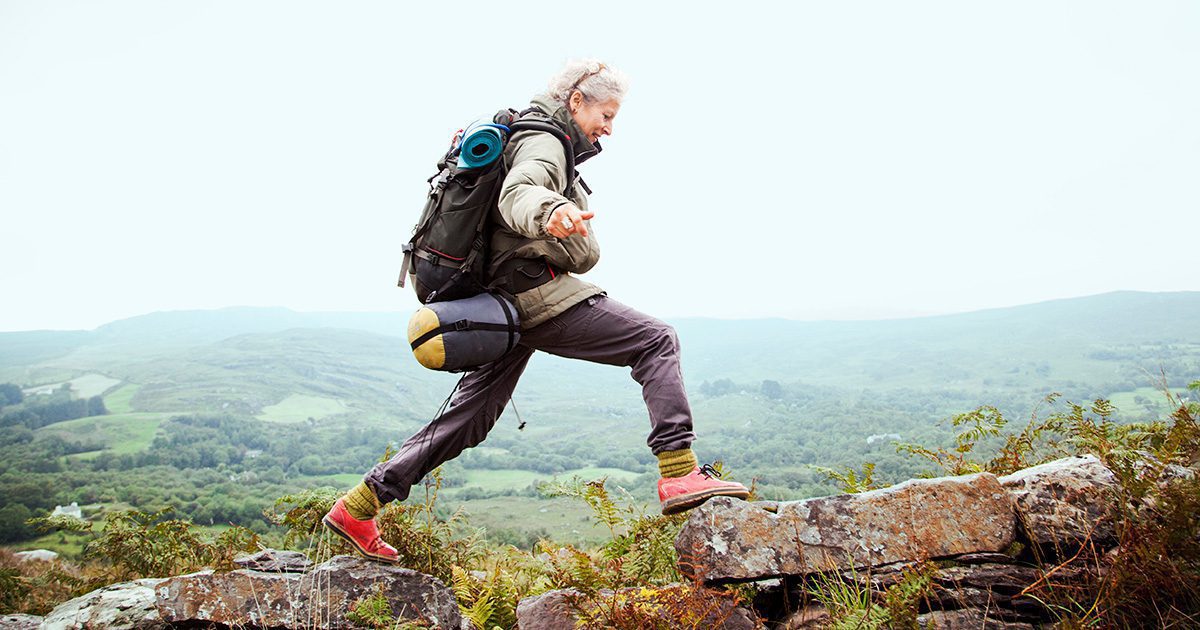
[516,586,761,629]
[999,454,1118,546]
[233,548,312,573]
[676,473,1017,582]
[0,614,45,629]
[155,554,462,629]
[41,578,165,630]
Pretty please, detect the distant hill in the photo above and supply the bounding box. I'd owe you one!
[0,308,409,365]
[672,290,1200,386]
[0,330,92,368]
[3,291,1197,395]
[92,307,408,346]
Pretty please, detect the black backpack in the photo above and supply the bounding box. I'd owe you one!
[398,108,577,304]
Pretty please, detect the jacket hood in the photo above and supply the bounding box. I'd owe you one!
[529,94,601,165]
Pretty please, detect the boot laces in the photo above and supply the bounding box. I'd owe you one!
[699,463,722,479]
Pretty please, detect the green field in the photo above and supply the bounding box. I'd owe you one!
[453,466,641,494]
[38,412,170,457]
[325,466,642,496]
[257,394,347,423]
[15,528,92,558]
[1108,387,1188,418]
[451,496,616,547]
[24,373,121,398]
[325,473,363,487]
[299,469,643,547]
[562,467,642,484]
[9,504,265,560]
[103,383,140,414]
[8,502,117,558]
[459,469,544,491]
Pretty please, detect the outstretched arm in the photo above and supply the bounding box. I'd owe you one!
[498,132,590,239]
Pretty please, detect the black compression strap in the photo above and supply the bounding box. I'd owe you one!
[487,292,517,352]
[424,269,462,305]
[410,320,514,350]
[509,119,576,199]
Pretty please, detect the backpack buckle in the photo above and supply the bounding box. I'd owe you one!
[454,320,470,331]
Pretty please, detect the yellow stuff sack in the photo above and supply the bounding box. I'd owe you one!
[407,292,520,372]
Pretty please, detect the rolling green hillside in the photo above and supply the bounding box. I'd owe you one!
[0,330,91,368]
[672,290,1200,386]
[6,290,1195,397]
[1,291,1197,550]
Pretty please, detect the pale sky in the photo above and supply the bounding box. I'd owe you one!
[2,1,1197,332]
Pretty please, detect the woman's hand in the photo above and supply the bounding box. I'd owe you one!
[545,204,594,239]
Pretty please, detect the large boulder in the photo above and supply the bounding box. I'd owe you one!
[999,454,1119,547]
[517,587,761,629]
[155,555,463,629]
[677,473,1017,582]
[40,578,166,630]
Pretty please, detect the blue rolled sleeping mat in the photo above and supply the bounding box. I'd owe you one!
[408,292,521,372]
[455,121,509,169]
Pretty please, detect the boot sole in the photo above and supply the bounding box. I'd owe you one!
[661,487,750,515]
[322,515,399,564]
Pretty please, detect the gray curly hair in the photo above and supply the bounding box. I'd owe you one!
[546,58,629,105]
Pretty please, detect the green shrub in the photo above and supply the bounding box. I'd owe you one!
[0,549,86,615]
[888,382,1200,627]
[537,474,756,629]
[538,476,685,589]
[31,507,259,583]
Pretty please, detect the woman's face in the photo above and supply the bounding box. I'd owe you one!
[569,91,621,144]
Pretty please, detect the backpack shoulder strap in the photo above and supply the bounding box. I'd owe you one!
[506,111,577,199]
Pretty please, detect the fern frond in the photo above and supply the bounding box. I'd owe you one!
[450,565,475,604]
[463,595,495,630]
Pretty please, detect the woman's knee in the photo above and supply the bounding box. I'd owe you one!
[644,319,680,356]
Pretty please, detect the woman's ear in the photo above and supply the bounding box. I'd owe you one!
[569,90,583,114]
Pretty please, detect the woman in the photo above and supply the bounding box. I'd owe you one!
[324,59,749,563]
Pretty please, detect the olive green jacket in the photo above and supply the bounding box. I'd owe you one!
[489,94,604,329]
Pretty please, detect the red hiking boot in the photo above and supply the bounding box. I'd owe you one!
[659,464,750,515]
[322,498,399,563]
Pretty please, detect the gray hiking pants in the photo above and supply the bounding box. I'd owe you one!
[366,294,696,503]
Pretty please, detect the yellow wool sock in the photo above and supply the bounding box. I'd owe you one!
[657,449,698,478]
[343,481,381,520]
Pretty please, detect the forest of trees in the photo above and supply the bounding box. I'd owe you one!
[3,358,1196,547]
[1,294,1196,548]
[0,383,107,430]
[0,374,1018,544]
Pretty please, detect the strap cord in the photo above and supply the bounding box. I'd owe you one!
[410,319,515,350]
[486,292,517,353]
[509,396,527,431]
